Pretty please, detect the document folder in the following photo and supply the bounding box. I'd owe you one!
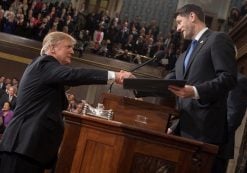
[123,78,186,93]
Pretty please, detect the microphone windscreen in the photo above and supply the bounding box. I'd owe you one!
[153,50,166,61]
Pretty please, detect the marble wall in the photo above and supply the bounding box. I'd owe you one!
[230,0,245,8]
[177,0,232,20]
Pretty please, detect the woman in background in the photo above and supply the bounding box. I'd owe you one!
[0,101,13,133]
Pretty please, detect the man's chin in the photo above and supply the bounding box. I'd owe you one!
[183,34,189,39]
[62,61,70,65]
[65,60,71,64]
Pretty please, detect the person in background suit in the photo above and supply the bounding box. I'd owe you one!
[216,73,247,173]
[0,31,133,173]
[0,86,17,110]
[0,76,6,98]
[165,4,237,173]
[0,76,5,90]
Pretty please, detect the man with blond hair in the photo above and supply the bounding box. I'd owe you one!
[0,32,132,173]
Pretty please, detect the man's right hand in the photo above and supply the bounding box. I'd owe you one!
[115,70,134,84]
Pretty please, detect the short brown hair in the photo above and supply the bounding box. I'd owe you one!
[175,4,205,22]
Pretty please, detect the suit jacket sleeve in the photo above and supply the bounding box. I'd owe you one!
[227,74,247,131]
[195,33,237,102]
[39,56,108,86]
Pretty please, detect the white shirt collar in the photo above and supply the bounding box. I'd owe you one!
[194,27,208,41]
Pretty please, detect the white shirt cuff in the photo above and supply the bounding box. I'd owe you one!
[108,71,115,80]
[192,86,200,99]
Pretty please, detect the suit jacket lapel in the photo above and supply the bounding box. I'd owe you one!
[184,30,212,77]
[177,52,186,79]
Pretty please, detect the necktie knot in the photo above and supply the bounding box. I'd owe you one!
[193,39,197,44]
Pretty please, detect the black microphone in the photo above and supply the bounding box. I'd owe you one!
[129,50,166,72]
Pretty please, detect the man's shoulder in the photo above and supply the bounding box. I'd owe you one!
[30,55,59,68]
[39,55,58,63]
[208,31,230,40]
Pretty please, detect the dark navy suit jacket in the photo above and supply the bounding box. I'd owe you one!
[0,55,108,167]
[167,30,237,144]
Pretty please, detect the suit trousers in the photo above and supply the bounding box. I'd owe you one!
[211,156,229,173]
[0,151,45,173]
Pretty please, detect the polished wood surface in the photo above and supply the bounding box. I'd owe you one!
[55,94,218,173]
[101,93,175,133]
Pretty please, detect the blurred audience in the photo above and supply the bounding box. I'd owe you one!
[0,0,183,70]
[0,86,17,110]
[227,7,241,30]
[0,101,14,133]
[0,0,244,70]
[241,0,247,16]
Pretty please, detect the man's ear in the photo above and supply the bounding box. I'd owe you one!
[189,12,196,22]
[51,46,56,53]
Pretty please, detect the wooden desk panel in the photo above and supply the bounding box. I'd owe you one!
[56,108,217,173]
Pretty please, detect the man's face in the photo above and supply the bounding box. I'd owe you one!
[2,102,11,111]
[176,14,194,40]
[8,87,15,96]
[0,77,5,83]
[53,39,74,65]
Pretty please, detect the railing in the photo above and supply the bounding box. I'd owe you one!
[114,49,152,64]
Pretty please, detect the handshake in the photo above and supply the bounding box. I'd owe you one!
[114,70,135,84]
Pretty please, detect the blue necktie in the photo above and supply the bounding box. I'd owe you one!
[184,40,197,69]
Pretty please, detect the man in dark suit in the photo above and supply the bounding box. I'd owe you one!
[0,76,5,90]
[215,73,247,172]
[165,4,237,173]
[0,76,6,98]
[0,31,133,173]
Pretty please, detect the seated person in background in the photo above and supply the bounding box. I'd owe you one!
[66,93,77,112]
[0,76,5,98]
[0,101,14,133]
[0,86,17,110]
[72,102,84,114]
[12,77,19,89]
[97,40,110,57]
[4,78,11,86]
[227,7,241,30]
[92,25,104,51]
[0,76,6,90]
[67,99,77,112]
[1,83,11,96]
[240,0,247,16]
[75,30,90,57]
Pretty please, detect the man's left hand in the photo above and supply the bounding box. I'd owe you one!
[168,85,195,98]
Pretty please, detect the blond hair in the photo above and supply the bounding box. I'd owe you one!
[40,32,76,56]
